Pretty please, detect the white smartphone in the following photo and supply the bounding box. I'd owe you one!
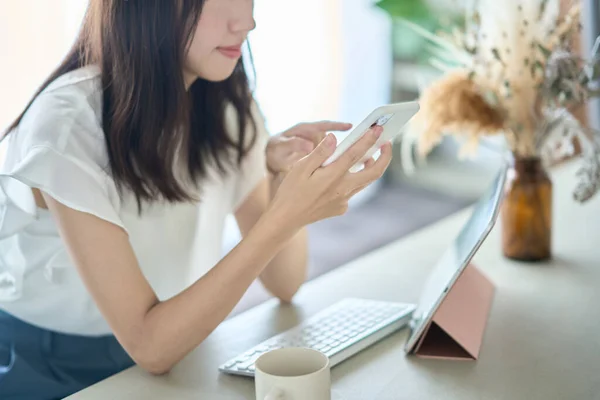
[322,101,420,169]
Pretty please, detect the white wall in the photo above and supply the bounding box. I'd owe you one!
[249,0,393,136]
[248,0,343,133]
[338,0,393,126]
[0,0,87,133]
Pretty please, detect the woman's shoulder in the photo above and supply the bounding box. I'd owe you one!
[44,65,102,95]
[12,66,105,157]
[31,65,102,122]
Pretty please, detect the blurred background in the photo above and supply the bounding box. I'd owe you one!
[1,0,598,314]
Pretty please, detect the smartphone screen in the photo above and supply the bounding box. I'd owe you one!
[369,113,395,129]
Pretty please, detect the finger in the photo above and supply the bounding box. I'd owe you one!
[305,129,326,146]
[298,133,337,172]
[282,123,304,137]
[271,152,304,174]
[347,182,370,198]
[334,202,349,217]
[286,121,352,139]
[332,126,383,174]
[312,121,353,133]
[284,136,315,154]
[362,157,376,169]
[346,157,374,176]
[346,141,393,187]
[285,151,308,166]
[287,126,326,145]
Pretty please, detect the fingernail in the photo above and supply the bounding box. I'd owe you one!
[373,128,383,139]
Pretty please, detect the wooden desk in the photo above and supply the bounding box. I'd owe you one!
[68,162,600,400]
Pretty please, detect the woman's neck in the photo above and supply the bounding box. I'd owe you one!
[183,70,198,90]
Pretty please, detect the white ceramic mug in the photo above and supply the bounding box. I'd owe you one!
[255,347,331,400]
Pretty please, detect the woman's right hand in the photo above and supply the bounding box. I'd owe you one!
[267,125,392,232]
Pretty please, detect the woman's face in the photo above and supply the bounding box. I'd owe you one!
[184,0,255,86]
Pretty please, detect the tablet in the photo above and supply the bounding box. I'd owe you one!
[404,164,508,354]
[322,101,419,169]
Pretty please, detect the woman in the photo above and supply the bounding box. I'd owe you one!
[0,0,391,398]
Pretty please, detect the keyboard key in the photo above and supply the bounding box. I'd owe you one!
[237,359,256,370]
[313,343,327,351]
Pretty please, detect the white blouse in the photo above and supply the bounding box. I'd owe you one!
[0,66,268,335]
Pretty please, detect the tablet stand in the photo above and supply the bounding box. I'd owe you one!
[412,264,495,360]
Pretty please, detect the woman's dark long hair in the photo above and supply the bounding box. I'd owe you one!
[4,0,257,209]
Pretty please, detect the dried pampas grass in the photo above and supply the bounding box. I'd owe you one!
[410,70,505,157]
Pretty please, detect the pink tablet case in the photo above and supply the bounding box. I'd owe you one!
[412,264,495,360]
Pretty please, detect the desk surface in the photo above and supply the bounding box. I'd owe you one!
[68,162,600,400]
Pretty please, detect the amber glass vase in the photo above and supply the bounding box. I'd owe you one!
[501,157,552,261]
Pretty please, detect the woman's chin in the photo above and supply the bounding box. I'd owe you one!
[196,65,237,83]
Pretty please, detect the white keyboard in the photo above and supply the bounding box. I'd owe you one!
[219,298,416,377]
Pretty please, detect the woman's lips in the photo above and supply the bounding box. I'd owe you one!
[218,46,242,59]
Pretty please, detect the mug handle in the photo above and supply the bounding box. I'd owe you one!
[264,387,285,400]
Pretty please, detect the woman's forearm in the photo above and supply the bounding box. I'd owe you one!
[137,209,295,374]
[255,172,309,301]
[259,227,308,302]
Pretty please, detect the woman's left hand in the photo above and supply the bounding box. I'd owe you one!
[266,121,352,175]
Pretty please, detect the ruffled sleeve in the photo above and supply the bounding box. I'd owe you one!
[0,90,125,239]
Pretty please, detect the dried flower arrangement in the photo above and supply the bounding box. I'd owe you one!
[400,0,600,202]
